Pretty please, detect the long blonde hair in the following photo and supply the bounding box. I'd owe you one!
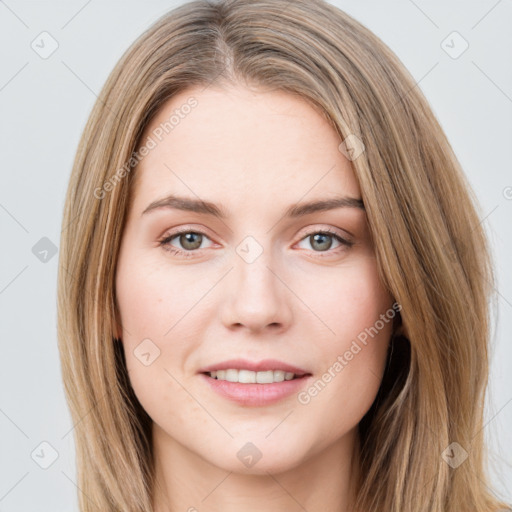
[57,1,509,510]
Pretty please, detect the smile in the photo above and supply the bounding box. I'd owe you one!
[200,372,312,406]
[206,369,299,383]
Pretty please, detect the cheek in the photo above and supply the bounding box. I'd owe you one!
[115,251,205,338]
[337,263,393,380]
[297,258,393,421]
[115,252,211,421]
[310,256,393,345]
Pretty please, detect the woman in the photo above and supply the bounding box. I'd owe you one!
[57,0,510,510]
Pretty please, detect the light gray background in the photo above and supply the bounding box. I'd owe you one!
[1,1,511,510]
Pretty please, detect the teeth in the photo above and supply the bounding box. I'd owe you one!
[208,369,298,383]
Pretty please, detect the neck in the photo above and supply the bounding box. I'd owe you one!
[151,423,361,512]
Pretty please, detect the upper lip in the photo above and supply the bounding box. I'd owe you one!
[199,359,311,376]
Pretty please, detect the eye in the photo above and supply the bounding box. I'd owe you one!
[158,226,353,259]
[296,228,353,257]
[158,228,214,258]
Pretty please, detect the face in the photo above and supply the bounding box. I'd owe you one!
[115,84,395,475]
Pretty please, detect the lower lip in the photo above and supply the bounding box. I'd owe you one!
[199,373,312,406]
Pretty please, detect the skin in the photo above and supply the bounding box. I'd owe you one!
[115,84,395,512]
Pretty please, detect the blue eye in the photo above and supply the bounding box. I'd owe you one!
[297,229,353,256]
[159,229,212,258]
[158,227,353,258]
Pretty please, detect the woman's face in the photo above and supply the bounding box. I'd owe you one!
[115,84,395,474]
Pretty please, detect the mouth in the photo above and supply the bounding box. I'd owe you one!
[198,358,311,382]
[198,359,312,406]
[202,369,310,383]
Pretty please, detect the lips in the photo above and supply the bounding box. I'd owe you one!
[200,372,312,406]
[198,358,310,377]
[198,359,313,406]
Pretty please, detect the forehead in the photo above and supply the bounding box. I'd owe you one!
[131,85,360,213]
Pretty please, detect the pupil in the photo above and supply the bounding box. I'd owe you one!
[312,233,332,251]
[182,232,201,250]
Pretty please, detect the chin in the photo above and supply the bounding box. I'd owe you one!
[210,448,306,476]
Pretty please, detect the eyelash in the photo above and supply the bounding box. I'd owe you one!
[158,226,354,259]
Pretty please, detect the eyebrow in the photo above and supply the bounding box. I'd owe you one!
[141,194,365,218]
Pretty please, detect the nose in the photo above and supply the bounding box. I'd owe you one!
[219,249,293,334]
